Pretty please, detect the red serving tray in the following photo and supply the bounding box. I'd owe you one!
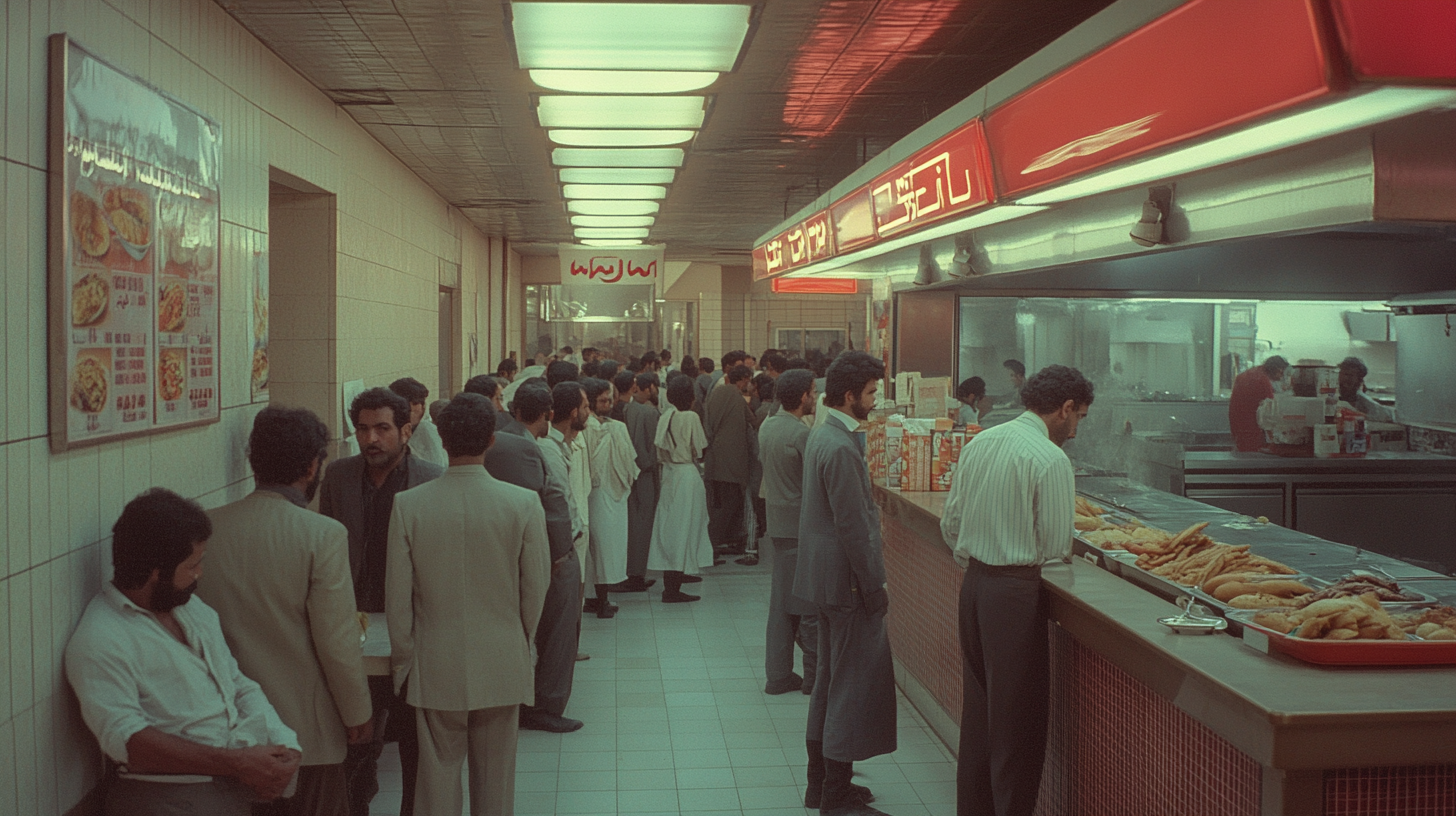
[1227,610,1456,667]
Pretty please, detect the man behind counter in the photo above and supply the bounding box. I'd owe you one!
[1338,356,1396,422]
[1228,355,1289,452]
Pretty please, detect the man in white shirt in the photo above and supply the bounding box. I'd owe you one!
[390,377,448,468]
[66,489,302,815]
[549,381,595,631]
[940,364,1093,816]
[1337,356,1396,423]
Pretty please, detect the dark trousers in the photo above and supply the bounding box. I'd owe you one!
[253,764,349,816]
[806,604,897,763]
[626,470,658,578]
[766,538,818,684]
[525,552,582,717]
[707,479,746,550]
[107,777,253,816]
[957,560,1050,816]
[345,675,419,816]
[752,495,767,541]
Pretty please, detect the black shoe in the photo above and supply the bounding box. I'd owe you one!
[681,574,703,583]
[713,558,726,566]
[596,602,619,619]
[662,591,700,603]
[520,711,584,733]
[575,653,590,661]
[764,673,803,695]
[582,598,600,613]
[608,576,656,592]
[806,782,875,810]
[735,555,759,566]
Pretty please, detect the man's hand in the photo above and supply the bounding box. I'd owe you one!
[347,718,374,745]
[228,745,300,801]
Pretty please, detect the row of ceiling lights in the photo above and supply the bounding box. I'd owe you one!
[510,2,753,248]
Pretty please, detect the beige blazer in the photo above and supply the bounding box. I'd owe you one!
[386,466,551,711]
[196,490,372,766]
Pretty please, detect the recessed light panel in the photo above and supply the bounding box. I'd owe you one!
[559,168,676,185]
[553,148,685,168]
[567,200,661,216]
[538,96,705,129]
[580,239,646,247]
[571,215,656,228]
[563,184,667,200]
[530,69,718,94]
[549,129,694,147]
[575,227,651,239]
[513,3,751,72]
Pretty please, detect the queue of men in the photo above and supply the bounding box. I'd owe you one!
[64,338,1108,816]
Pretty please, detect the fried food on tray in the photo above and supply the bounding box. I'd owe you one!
[1082,524,1166,551]
[158,282,187,333]
[1253,594,1407,641]
[1295,573,1427,607]
[1128,522,1298,586]
[72,272,110,326]
[1390,606,1456,641]
[1074,496,1105,517]
[104,186,152,245]
[1204,574,1314,604]
[69,357,108,414]
[71,191,111,258]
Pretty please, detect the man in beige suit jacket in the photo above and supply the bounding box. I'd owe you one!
[198,407,374,816]
[387,393,551,816]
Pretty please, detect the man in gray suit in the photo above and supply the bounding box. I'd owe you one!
[794,351,892,816]
[318,387,445,816]
[487,380,583,734]
[758,370,819,698]
[617,371,661,593]
[704,363,756,556]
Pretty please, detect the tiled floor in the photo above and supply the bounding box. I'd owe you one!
[371,552,958,815]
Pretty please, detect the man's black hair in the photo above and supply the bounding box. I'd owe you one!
[512,382,554,424]
[659,349,672,362]
[698,357,715,374]
[785,356,810,371]
[438,393,496,457]
[496,358,518,376]
[112,488,212,590]
[1263,355,1290,376]
[582,377,613,405]
[613,369,637,396]
[350,387,411,429]
[721,350,748,369]
[598,359,621,381]
[463,374,500,400]
[561,346,575,355]
[754,373,776,403]
[640,350,659,366]
[248,406,329,485]
[956,376,987,401]
[761,352,789,374]
[679,356,698,378]
[552,382,588,421]
[824,351,885,408]
[626,359,644,374]
[389,377,429,405]
[636,372,660,392]
[547,360,580,386]
[581,361,601,379]
[666,376,695,412]
[725,363,754,384]
[1338,356,1367,379]
[775,369,815,409]
[1021,365,1095,414]
[1002,359,1027,378]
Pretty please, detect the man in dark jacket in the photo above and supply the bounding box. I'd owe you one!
[703,364,755,556]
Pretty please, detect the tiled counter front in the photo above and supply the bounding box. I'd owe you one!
[875,486,1456,816]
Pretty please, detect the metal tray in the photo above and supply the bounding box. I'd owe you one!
[1226,609,1456,666]
[1186,574,1329,615]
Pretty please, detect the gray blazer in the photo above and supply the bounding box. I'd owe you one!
[317,452,445,586]
[758,412,810,539]
[485,430,575,561]
[793,416,887,612]
[703,383,754,485]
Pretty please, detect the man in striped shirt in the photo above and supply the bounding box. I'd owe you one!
[940,364,1093,816]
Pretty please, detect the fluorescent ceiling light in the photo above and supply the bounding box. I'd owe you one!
[580,239,646,247]
[568,200,660,215]
[512,3,751,72]
[1019,87,1456,205]
[538,96,706,129]
[553,148,685,168]
[530,69,718,94]
[560,168,676,185]
[571,215,656,228]
[563,184,668,200]
[549,129,695,148]
[779,205,1047,278]
[575,227,652,239]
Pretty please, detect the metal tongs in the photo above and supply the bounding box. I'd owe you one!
[1157,596,1229,635]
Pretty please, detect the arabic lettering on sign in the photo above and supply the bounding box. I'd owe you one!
[559,247,664,286]
[567,258,658,284]
[870,120,992,238]
[754,210,834,279]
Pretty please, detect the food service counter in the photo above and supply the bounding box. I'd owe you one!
[876,479,1456,816]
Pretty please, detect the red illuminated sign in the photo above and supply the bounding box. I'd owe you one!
[753,209,836,280]
[829,186,875,251]
[869,119,993,238]
[1330,0,1456,82]
[771,278,858,294]
[985,0,1333,198]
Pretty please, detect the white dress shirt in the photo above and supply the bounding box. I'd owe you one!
[541,425,585,540]
[64,584,299,780]
[409,417,449,468]
[940,410,1076,568]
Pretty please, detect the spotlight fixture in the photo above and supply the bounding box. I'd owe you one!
[912,243,943,287]
[1130,185,1174,247]
[948,233,981,278]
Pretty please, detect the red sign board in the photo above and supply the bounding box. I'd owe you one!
[869,119,993,238]
[753,209,836,280]
[985,0,1334,198]
[829,186,876,252]
[1330,0,1456,82]
[771,278,858,294]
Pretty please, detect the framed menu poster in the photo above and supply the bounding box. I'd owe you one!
[48,35,222,452]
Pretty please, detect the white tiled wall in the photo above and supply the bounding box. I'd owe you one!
[0,1,509,812]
